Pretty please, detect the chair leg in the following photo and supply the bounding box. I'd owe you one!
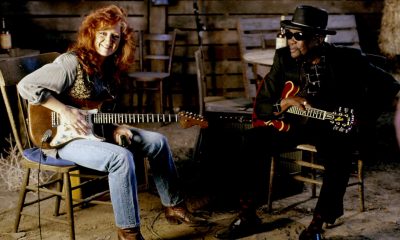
[164,79,173,113]
[137,90,144,113]
[310,151,317,198]
[143,157,150,191]
[13,168,31,233]
[358,159,365,212]
[267,156,276,213]
[129,80,134,112]
[63,172,76,240]
[53,173,63,216]
[159,81,164,113]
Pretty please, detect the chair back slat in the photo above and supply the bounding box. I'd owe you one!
[0,52,60,153]
[326,15,360,49]
[195,49,206,115]
[140,30,176,73]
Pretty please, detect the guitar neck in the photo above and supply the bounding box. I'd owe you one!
[287,106,333,121]
[93,113,180,124]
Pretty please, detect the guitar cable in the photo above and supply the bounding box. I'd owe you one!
[37,129,52,240]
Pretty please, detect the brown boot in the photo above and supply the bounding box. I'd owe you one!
[164,202,207,226]
[117,227,145,240]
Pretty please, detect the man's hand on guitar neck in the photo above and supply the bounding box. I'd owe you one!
[274,96,309,116]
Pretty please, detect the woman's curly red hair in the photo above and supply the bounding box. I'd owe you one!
[69,5,135,82]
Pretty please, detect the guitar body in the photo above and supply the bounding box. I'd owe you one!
[28,104,54,149]
[28,100,208,149]
[28,104,104,149]
[253,81,299,131]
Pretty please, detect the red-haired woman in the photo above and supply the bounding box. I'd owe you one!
[17,5,205,240]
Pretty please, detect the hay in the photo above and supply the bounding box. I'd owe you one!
[0,136,54,191]
[379,0,400,57]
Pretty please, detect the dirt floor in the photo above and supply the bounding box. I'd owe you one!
[1,113,400,240]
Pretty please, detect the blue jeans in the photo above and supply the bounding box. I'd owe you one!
[58,126,183,228]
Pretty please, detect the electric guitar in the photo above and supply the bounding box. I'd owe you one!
[28,102,208,149]
[252,81,355,133]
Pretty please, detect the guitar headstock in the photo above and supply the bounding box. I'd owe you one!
[330,107,355,133]
[178,112,208,129]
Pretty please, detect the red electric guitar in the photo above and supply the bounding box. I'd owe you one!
[252,81,355,133]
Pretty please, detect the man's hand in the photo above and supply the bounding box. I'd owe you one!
[275,96,309,116]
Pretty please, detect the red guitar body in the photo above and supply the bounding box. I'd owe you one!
[252,81,299,131]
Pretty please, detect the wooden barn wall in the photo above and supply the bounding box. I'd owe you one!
[0,0,385,150]
[168,0,385,101]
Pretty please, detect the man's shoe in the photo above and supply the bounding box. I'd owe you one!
[165,203,207,226]
[215,215,262,239]
[299,228,324,240]
[117,227,145,240]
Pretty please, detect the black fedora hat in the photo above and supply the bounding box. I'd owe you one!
[281,5,336,35]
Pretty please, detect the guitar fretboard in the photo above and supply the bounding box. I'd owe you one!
[287,106,333,120]
[93,113,179,124]
[51,112,180,125]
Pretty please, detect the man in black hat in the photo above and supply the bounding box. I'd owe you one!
[215,5,400,240]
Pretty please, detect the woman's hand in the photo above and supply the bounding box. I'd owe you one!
[275,96,309,116]
[61,106,90,135]
[41,95,90,135]
[113,125,133,146]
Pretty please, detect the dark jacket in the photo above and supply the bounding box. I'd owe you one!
[254,43,400,131]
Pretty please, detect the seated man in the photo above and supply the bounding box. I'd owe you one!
[215,5,400,240]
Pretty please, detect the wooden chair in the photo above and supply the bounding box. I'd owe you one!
[193,48,253,169]
[237,17,281,99]
[195,48,253,117]
[326,15,360,49]
[267,144,365,213]
[127,30,177,113]
[0,52,111,240]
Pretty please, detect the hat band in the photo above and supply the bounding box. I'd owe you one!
[290,21,324,30]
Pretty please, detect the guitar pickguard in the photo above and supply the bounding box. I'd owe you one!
[50,108,105,147]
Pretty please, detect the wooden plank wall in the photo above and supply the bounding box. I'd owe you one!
[168,0,385,103]
[0,1,147,52]
[0,0,384,113]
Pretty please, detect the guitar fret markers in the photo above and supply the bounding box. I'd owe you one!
[29,103,208,149]
[91,113,183,124]
[287,106,327,120]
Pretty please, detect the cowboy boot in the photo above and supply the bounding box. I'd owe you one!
[117,227,145,240]
[164,202,207,226]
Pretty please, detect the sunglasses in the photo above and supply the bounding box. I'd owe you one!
[284,30,309,41]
